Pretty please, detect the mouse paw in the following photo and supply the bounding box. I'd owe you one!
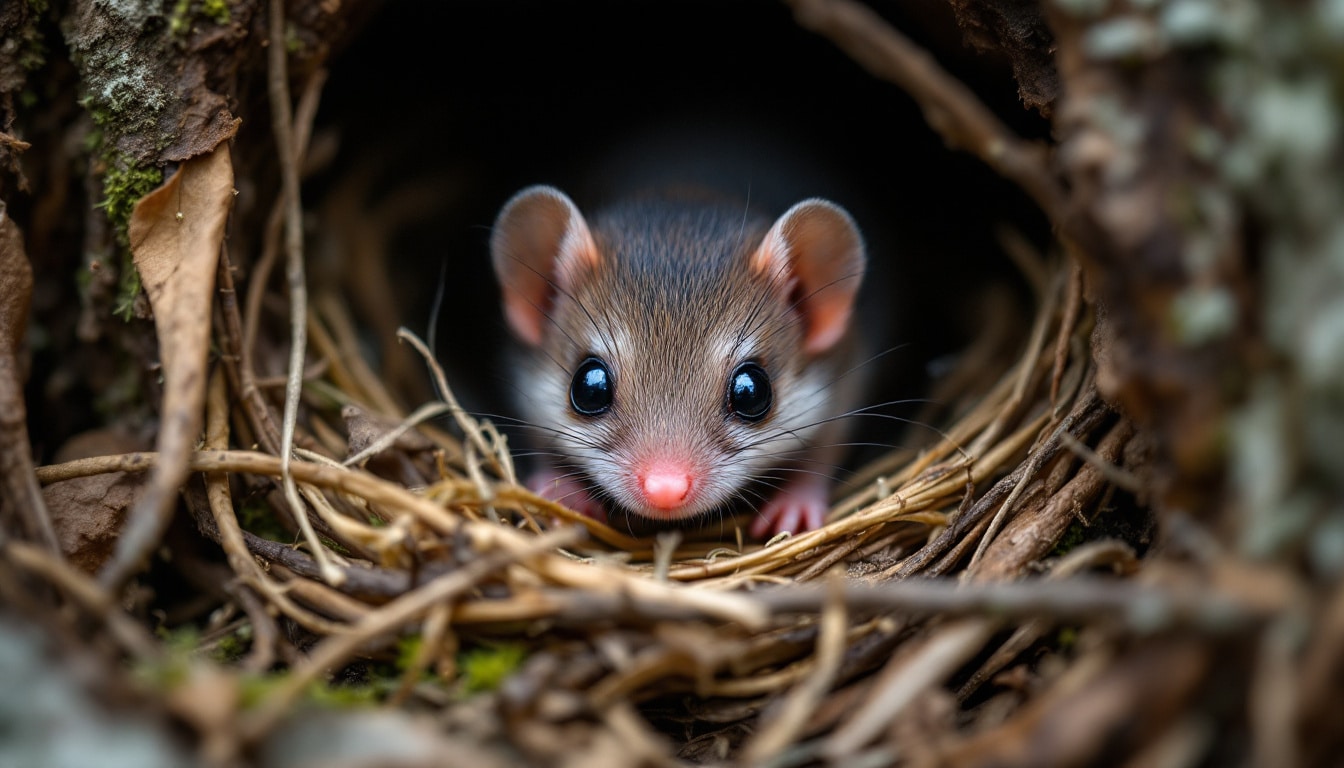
[751,479,830,538]
[527,469,607,523]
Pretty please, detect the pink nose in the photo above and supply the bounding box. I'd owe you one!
[640,468,691,510]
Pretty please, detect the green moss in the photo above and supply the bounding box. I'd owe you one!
[134,628,199,689]
[98,154,162,242]
[1051,519,1089,558]
[18,34,45,73]
[168,0,192,36]
[201,0,231,25]
[240,673,380,710]
[12,0,48,75]
[211,625,252,663]
[285,23,304,54]
[1056,626,1079,650]
[320,536,351,557]
[94,153,161,320]
[303,680,380,708]
[170,0,232,36]
[459,643,527,693]
[395,635,426,676]
[238,499,291,543]
[112,253,143,321]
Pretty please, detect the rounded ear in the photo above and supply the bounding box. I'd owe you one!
[751,199,866,355]
[489,185,599,346]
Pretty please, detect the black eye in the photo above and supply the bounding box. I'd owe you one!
[729,362,772,422]
[570,357,613,416]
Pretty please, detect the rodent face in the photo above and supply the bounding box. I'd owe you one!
[492,185,865,525]
[517,249,838,521]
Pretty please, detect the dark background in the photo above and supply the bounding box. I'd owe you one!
[313,0,1050,443]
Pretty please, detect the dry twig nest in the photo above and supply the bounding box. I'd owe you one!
[4,0,1340,765]
[25,250,1179,765]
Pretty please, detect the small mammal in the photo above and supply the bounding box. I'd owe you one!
[489,185,866,537]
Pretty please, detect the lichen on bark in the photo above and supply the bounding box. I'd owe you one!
[62,0,240,313]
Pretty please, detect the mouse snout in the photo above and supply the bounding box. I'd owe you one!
[638,462,693,510]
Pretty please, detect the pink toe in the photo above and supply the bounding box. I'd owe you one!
[752,479,831,538]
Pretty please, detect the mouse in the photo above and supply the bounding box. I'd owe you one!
[488,184,867,538]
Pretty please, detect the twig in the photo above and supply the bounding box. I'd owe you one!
[793,527,880,582]
[267,0,340,586]
[885,413,1051,579]
[966,266,1061,459]
[200,371,347,635]
[0,206,56,552]
[824,619,998,758]
[967,376,1105,570]
[997,224,1052,301]
[35,449,483,537]
[743,573,849,763]
[216,251,282,453]
[200,370,281,671]
[398,327,517,485]
[1058,430,1142,494]
[787,0,1064,221]
[957,541,1138,699]
[1250,617,1301,768]
[232,583,279,674]
[1052,260,1085,406]
[238,526,582,742]
[242,69,326,394]
[4,540,161,662]
[430,573,1270,637]
[389,601,450,706]
[312,295,404,418]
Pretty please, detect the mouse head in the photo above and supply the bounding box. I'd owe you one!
[490,184,865,521]
[491,185,864,355]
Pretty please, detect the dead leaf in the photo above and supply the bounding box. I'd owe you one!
[0,199,57,550]
[0,205,31,350]
[99,142,235,588]
[44,428,151,573]
[43,472,147,573]
[342,403,434,458]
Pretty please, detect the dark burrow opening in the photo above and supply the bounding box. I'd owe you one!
[309,0,1053,446]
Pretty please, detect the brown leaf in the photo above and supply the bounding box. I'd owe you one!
[99,142,234,588]
[342,403,434,457]
[43,472,147,574]
[0,200,56,550]
[0,204,31,353]
[43,427,150,572]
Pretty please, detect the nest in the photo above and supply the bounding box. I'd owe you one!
[26,231,1167,766]
[5,0,1340,766]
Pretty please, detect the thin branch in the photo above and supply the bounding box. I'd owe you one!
[787,0,1064,222]
[238,526,582,742]
[268,0,339,586]
[743,573,849,763]
[1059,430,1143,494]
[4,540,162,661]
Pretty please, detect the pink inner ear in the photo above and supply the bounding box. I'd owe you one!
[754,200,866,355]
[503,293,546,347]
[490,186,597,346]
[802,301,854,355]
